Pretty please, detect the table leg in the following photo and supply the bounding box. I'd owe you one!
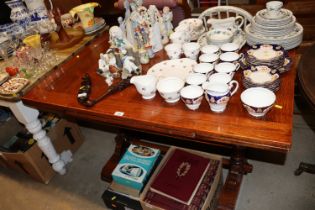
[101,130,132,182]
[1,101,67,175]
[217,146,252,210]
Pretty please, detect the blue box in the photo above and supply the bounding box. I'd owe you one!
[112,144,160,191]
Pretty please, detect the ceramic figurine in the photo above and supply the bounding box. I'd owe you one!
[130,6,152,59]
[117,16,126,36]
[148,5,163,53]
[162,6,173,36]
[97,49,119,86]
[121,56,140,79]
[109,26,131,56]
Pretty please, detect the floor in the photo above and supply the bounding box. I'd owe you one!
[0,103,315,210]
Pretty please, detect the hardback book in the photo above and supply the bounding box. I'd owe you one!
[110,181,140,197]
[112,144,160,191]
[145,159,220,210]
[149,149,210,205]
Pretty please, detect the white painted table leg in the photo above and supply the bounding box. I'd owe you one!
[0,100,67,175]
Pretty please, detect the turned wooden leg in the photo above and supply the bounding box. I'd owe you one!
[217,146,252,210]
[2,101,67,175]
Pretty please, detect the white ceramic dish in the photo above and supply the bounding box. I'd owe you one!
[147,58,196,81]
[201,44,220,54]
[198,29,246,49]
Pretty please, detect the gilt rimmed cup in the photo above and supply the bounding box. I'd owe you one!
[180,85,204,110]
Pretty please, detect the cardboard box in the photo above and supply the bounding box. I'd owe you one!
[0,119,84,184]
[139,146,223,210]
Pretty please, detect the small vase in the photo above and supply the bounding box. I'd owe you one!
[24,0,49,21]
[5,0,31,28]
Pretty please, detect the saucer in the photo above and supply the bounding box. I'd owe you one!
[74,17,106,35]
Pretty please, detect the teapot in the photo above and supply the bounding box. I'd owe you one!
[130,74,157,100]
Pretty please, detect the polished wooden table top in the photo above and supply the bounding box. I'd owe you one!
[22,32,298,152]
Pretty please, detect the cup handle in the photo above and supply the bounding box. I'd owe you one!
[229,80,239,96]
[235,16,244,29]
[228,71,236,78]
[235,63,240,71]
[204,91,210,102]
[239,53,244,60]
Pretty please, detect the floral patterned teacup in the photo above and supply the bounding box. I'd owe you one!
[202,81,239,113]
[164,43,182,60]
[183,42,200,61]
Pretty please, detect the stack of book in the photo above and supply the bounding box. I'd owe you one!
[144,148,221,210]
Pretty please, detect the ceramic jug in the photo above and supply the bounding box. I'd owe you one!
[69,2,100,31]
[203,81,239,113]
[207,16,244,35]
[5,0,31,28]
[130,74,157,100]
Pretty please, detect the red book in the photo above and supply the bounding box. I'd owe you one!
[150,149,210,205]
[145,159,220,210]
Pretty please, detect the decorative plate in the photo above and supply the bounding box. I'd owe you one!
[146,58,197,81]
[0,72,9,85]
[243,66,279,84]
[240,55,292,74]
[0,77,29,95]
[246,44,284,62]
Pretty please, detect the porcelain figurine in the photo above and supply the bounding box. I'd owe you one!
[123,0,136,46]
[121,56,141,79]
[162,6,173,36]
[97,49,118,86]
[130,6,153,60]
[148,5,163,53]
[118,16,126,37]
[109,26,131,56]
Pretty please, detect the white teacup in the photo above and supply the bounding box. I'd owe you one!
[182,42,200,60]
[220,43,240,53]
[266,1,283,18]
[193,63,214,77]
[170,31,189,44]
[186,73,207,86]
[165,43,182,60]
[208,72,234,84]
[199,53,219,64]
[220,52,243,63]
[157,77,185,103]
[214,62,240,77]
[201,45,220,54]
[203,81,239,113]
[180,85,204,110]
